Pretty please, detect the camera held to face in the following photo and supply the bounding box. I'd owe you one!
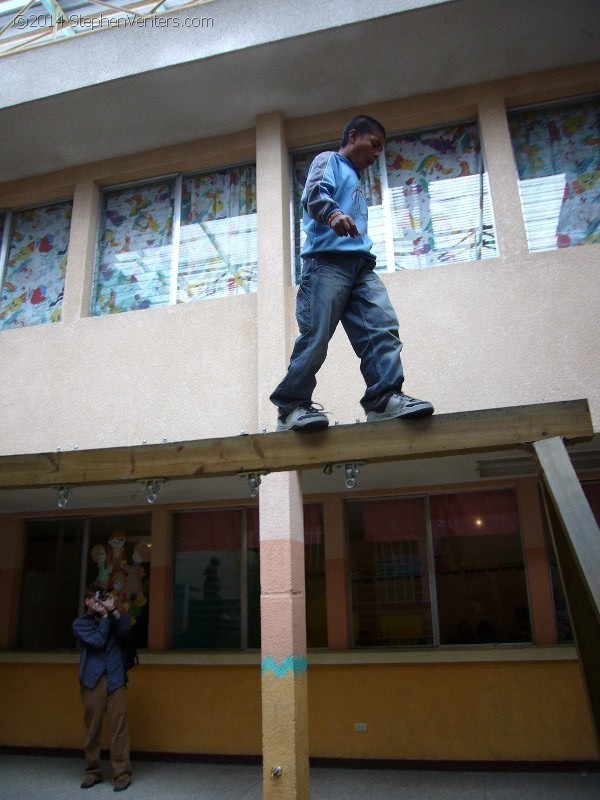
[94,588,110,602]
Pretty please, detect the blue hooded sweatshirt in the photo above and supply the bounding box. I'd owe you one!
[300,151,375,261]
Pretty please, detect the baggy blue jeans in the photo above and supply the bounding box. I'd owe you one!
[270,253,404,414]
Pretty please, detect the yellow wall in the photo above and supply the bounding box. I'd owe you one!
[1,660,597,762]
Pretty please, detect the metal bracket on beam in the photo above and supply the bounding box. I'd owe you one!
[138,478,166,504]
[238,471,269,498]
[55,484,78,509]
[323,462,366,489]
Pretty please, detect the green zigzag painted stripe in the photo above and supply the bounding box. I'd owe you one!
[261,655,307,678]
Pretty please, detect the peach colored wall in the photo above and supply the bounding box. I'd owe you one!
[0,660,597,762]
[307,661,600,762]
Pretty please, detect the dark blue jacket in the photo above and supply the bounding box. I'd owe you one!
[72,611,131,692]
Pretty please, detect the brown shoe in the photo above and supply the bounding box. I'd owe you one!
[113,775,131,792]
[80,775,103,789]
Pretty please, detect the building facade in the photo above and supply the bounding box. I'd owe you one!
[0,1,599,796]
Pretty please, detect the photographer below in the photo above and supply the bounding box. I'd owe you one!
[72,586,132,792]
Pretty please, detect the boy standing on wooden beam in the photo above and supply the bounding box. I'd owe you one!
[271,115,434,431]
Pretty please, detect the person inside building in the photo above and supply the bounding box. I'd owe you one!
[271,114,434,432]
[72,586,132,792]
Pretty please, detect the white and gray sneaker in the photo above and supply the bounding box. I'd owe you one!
[277,403,329,432]
[366,392,434,422]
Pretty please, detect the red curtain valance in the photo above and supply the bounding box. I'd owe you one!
[362,497,427,541]
[430,490,519,537]
[361,490,520,542]
[177,504,324,552]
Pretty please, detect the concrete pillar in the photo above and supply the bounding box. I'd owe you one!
[259,471,309,800]
[255,110,293,432]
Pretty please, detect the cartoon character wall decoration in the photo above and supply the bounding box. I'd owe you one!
[90,544,110,589]
[90,532,150,625]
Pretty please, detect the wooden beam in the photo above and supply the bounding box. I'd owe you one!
[533,436,600,744]
[0,399,593,490]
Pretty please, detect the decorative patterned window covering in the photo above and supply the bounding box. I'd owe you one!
[384,122,496,268]
[92,180,175,315]
[430,490,519,538]
[92,166,257,316]
[362,497,427,541]
[0,200,72,330]
[508,97,599,252]
[179,166,257,301]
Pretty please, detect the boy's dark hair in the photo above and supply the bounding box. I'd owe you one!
[340,115,386,147]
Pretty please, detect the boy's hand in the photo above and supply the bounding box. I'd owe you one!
[328,212,360,238]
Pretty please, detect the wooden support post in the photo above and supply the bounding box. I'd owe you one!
[0,516,25,650]
[147,507,173,651]
[259,472,310,800]
[323,497,351,649]
[532,436,600,743]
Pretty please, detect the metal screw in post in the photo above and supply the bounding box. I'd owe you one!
[271,766,282,779]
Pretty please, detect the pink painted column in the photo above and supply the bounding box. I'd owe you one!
[259,472,309,800]
[256,110,310,798]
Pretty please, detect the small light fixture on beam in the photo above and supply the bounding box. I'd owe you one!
[138,478,166,504]
[238,471,269,498]
[323,462,366,489]
[56,484,78,509]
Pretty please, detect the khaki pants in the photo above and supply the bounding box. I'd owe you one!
[80,675,131,781]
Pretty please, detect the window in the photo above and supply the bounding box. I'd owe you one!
[92,165,257,315]
[173,504,325,650]
[348,489,529,648]
[508,96,599,252]
[291,120,496,281]
[17,514,151,650]
[0,200,73,330]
